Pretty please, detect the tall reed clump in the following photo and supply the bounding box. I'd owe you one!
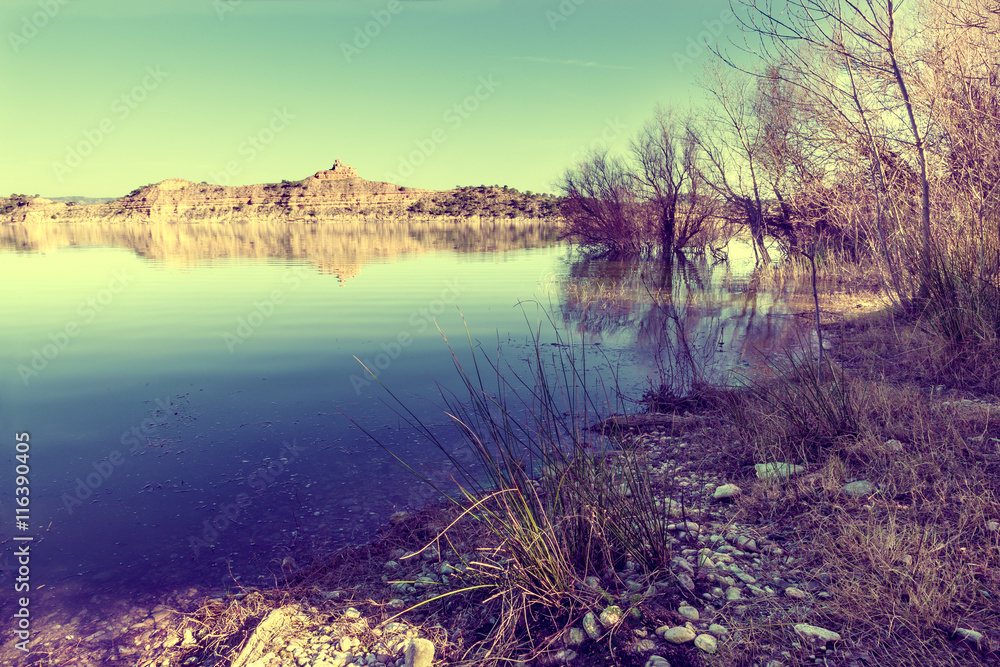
[918,245,1000,392]
[727,337,862,466]
[350,309,676,663]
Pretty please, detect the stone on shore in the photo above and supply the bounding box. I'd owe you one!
[694,633,718,653]
[404,638,435,667]
[841,480,875,497]
[755,462,806,480]
[713,483,742,500]
[659,626,696,643]
[793,623,842,644]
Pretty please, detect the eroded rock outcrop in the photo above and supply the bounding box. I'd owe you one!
[1,162,438,224]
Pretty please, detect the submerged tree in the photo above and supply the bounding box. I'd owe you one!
[559,107,718,258]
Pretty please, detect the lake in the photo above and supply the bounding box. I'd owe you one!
[0,219,806,617]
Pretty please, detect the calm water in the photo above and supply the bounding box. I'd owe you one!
[0,220,804,617]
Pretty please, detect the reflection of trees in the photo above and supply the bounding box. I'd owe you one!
[0,219,560,281]
[559,250,809,395]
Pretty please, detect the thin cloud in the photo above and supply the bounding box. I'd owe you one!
[506,56,633,70]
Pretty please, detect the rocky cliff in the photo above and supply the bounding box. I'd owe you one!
[1,169,440,224]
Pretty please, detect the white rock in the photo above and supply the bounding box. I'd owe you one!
[955,627,984,645]
[668,521,700,532]
[841,480,874,497]
[755,462,806,480]
[793,623,842,643]
[404,638,434,667]
[660,626,696,644]
[677,604,699,621]
[599,605,623,629]
[986,521,999,532]
[784,587,809,600]
[582,612,601,640]
[694,633,718,653]
[885,439,904,452]
[713,484,742,500]
[725,586,742,601]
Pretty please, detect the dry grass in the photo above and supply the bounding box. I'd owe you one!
[719,306,1000,666]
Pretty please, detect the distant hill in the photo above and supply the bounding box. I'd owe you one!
[1,163,565,224]
[407,185,563,219]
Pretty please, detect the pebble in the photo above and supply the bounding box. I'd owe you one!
[645,656,672,667]
[404,638,434,667]
[694,633,718,653]
[599,606,623,629]
[725,586,742,601]
[784,587,809,600]
[659,626,696,643]
[712,483,741,499]
[954,627,984,646]
[841,480,875,497]
[582,612,601,640]
[755,462,806,480]
[677,604,699,622]
[793,623,842,644]
[676,573,695,592]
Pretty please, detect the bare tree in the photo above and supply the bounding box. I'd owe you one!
[560,107,717,257]
[729,0,934,291]
[694,63,773,265]
[560,150,647,256]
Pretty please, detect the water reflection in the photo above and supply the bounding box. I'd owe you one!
[559,251,811,395]
[0,218,560,280]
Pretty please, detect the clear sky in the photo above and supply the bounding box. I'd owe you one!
[1,0,738,198]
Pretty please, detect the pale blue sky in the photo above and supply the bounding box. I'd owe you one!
[1,0,739,197]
